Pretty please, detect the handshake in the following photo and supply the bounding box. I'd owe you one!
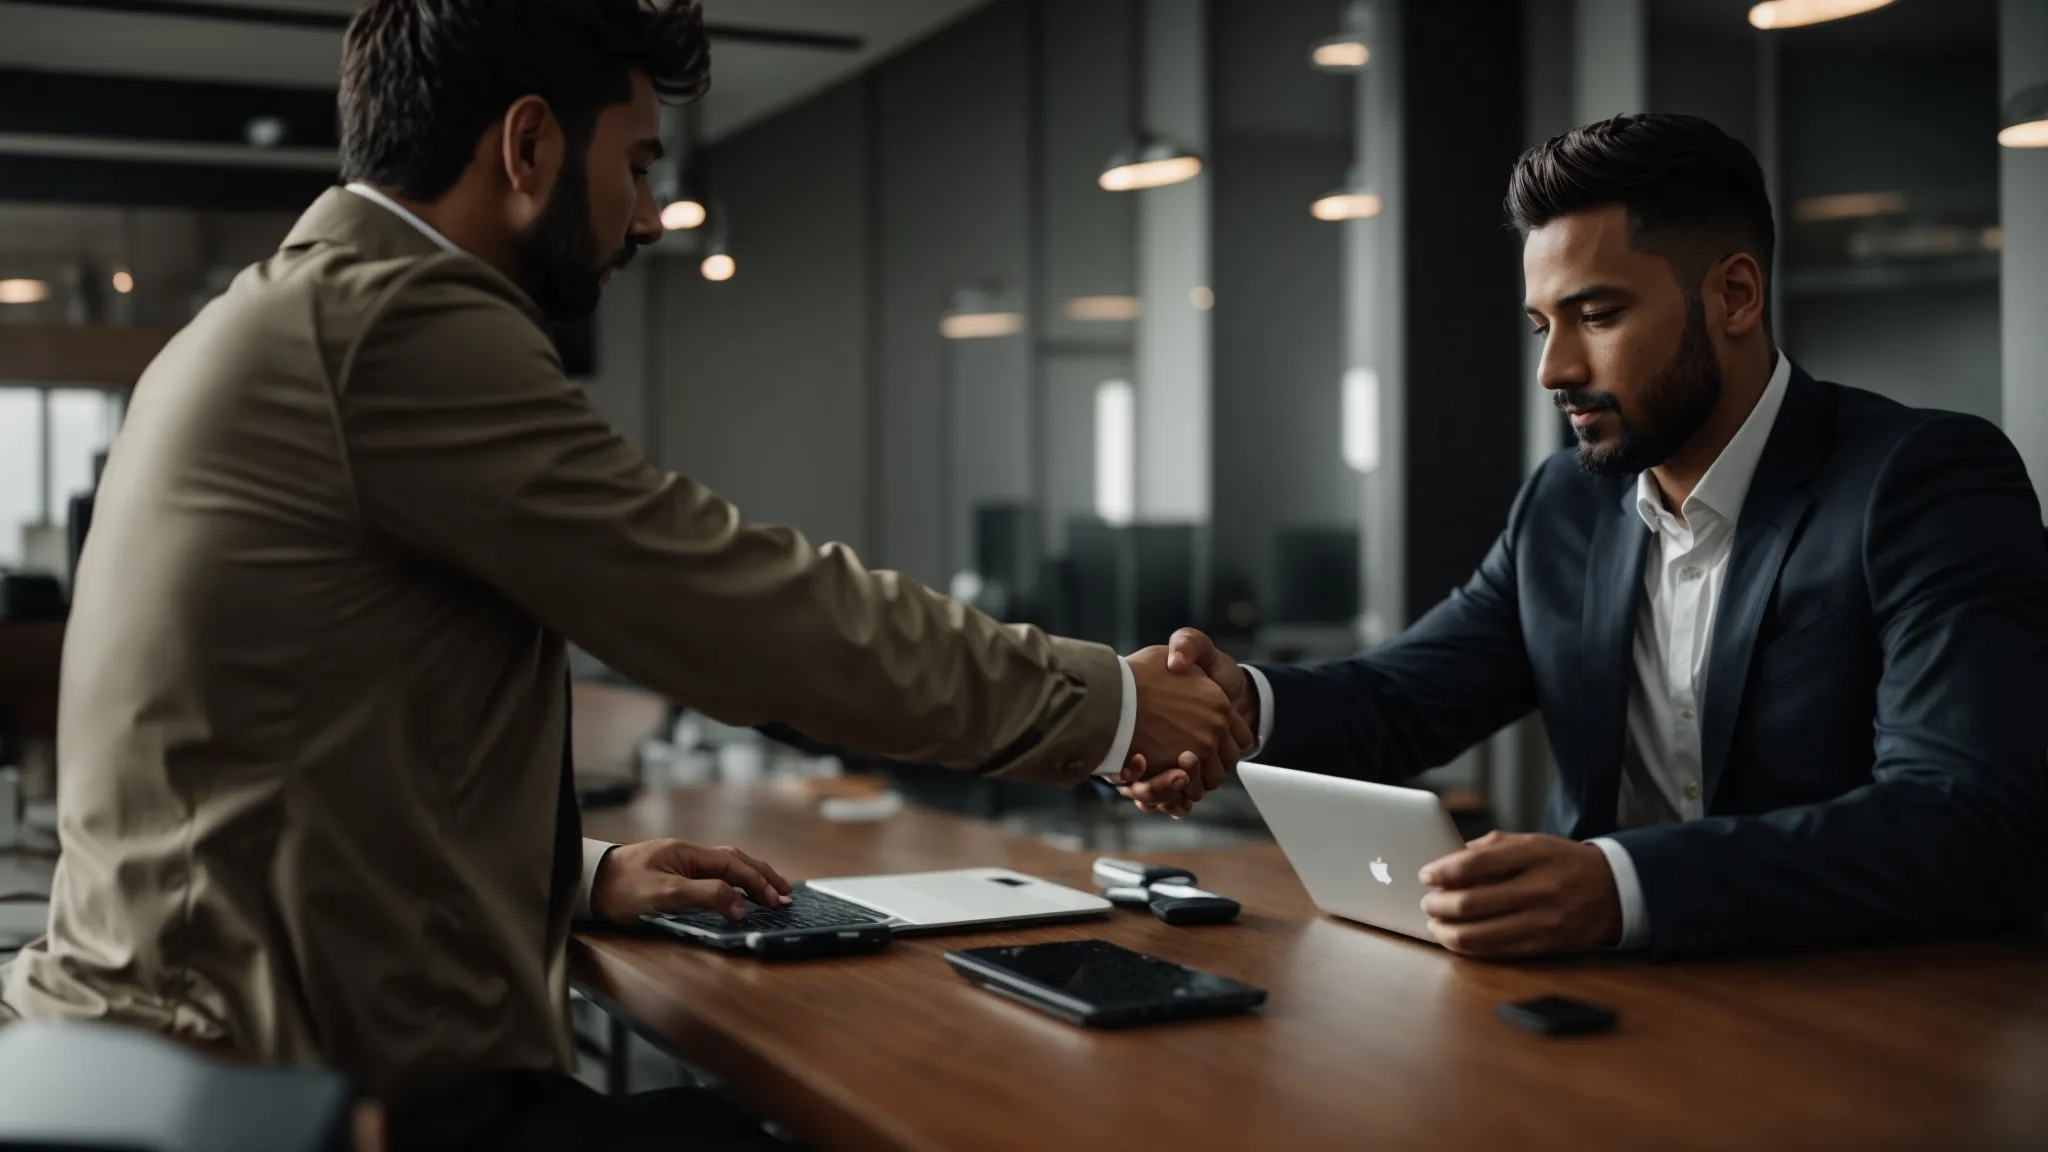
[1117,628,1254,819]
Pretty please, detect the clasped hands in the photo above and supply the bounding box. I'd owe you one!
[1114,627,1622,958]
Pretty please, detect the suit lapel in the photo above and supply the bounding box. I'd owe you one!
[1699,369,1827,809]
[1575,491,1649,839]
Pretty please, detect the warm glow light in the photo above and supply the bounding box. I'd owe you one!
[1312,191,1383,221]
[661,199,707,230]
[1099,155,1203,192]
[1342,368,1380,474]
[0,278,49,305]
[1064,296,1144,322]
[939,312,1025,340]
[701,253,736,281]
[1189,286,1214,310]
[1311,40,1369,70]
[1983,227,2005,253]
[1793,191,1906,222]
[111,269,134,294]
[1747,0,1895,30]
[1094,380,1135,527]
[1999,120,2048,149]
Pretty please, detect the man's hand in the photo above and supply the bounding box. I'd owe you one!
[1120,642,1253,812]
[1120,628,1258,817]
[589,839,794,926]
[1417,831,1622,957]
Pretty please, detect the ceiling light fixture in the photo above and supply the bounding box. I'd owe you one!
[1100,0,1202,192]
[698,207,735,282]
[1312,164,1382,221]
[941,282,1025,339]
[111,269,134,294]
[0,278,49,305]
[2000,83,2048,149]
[1064,295,1144,322]
[1791,191,1907,222]
[1311,2,1372,72]
[1746,0,1895,30]
[655,103,709,230]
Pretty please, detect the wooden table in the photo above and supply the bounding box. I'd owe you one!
[575,786,2048,1152]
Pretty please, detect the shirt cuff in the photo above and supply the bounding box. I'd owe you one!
[1242,664,1276,761]
[574,838,618,922]
[1090,656,1140,779]
[1587,836,1648,949]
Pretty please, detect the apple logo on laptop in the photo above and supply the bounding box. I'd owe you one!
[1369,857,1392,885]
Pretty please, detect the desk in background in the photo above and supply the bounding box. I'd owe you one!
[575,786,2048,1151]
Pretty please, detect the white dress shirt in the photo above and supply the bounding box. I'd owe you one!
[343,182,1137,919]
[1244,351,1793,950]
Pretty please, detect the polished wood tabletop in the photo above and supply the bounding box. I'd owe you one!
[575,785,2048,1152]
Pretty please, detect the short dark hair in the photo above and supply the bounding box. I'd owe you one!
[1506,113,1775,315]
[340,0,710,201]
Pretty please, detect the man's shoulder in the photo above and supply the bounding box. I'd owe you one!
[1808,375,2017,478]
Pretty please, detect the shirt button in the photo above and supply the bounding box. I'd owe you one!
[1683,780,1701,800]
[1681,566,1704,581]
[1677,708,1695,722]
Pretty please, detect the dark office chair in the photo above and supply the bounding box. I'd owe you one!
[0,1021,358,1151]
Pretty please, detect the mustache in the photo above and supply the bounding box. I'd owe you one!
[608,243,642,273]
[1554,389,1619,414]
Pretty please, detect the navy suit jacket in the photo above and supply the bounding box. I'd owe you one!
[1256,367,2048,956]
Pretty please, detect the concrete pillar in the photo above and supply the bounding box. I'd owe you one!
[1134,0,1211,523]
[1573,0,1647,123]
[2002,0,2048,505]
[1350,0,1404,645]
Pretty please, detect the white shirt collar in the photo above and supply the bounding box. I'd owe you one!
[343,182,460,254]
[1633,350,1793,531]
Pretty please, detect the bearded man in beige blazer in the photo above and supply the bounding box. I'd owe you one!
[0,2,1243,1147]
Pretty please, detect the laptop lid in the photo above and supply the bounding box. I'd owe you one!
[807,868,1111,934]
[1236,762,1465,942]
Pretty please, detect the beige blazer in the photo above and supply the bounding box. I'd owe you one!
[0,188,1122,1105]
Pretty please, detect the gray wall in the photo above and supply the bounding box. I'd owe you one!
[658,79,874,555]
[1209,0,1357,607]
[874,2,1033,585]
[1790,287,2002,420]
[2004,0,2048,504]
[1777,43,2001,418]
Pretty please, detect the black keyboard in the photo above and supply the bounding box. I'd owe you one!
[649,887,888,937]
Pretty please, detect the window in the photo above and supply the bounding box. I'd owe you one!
[0,385,124,570]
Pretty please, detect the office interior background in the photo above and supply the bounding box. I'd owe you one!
[2,0,2046,849]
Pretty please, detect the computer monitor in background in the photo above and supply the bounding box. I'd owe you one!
[1130,524,1197,651]
[972,501,1042,624]
[1064,516,1126,650]
[1270,526,1360,626]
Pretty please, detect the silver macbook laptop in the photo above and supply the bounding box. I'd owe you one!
[806,867,1111,934]
[1237,762,1465,943]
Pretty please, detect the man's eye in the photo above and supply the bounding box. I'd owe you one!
[632,166,652,179]
[1529,325,1550,338]
[1583,309,1621,326]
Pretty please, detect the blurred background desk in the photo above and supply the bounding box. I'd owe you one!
[575,786,2048,1152]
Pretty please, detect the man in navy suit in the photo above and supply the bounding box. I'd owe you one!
[1124,113,2048,959]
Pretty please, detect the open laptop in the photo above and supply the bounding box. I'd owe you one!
[645,867,1111,950]
[1236,762,1465,943]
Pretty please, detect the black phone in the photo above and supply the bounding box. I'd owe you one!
[944,939,1267,1028]
[1495,995,1617,1036]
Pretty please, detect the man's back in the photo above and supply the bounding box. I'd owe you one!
[2,190,582,1104]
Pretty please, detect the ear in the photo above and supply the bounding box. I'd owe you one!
[1713,251,1767,339]
[498,94,563,198]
